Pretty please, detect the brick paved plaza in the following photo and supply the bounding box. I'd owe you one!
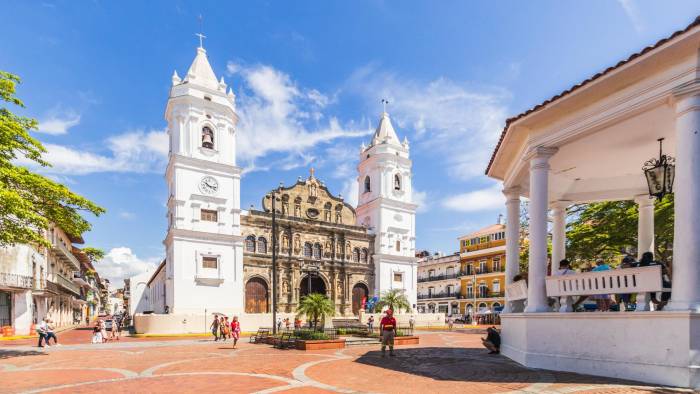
[0,329,687,394]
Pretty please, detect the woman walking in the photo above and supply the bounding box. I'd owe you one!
[219,316,228,341]
[230,316,241,349]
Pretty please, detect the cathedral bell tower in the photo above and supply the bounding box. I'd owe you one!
[162,41,245,314]
[355,110,418,309]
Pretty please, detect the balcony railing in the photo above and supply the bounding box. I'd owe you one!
[461,267,506,276]
[0,273,33,289]
[476,291,505,299]
[463,239,506,252]
[51,240,81,270]
[50,274,81,296]
[417,273,461,283]
[417,291,459,300]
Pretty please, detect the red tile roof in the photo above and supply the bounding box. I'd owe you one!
[485,15,700,175]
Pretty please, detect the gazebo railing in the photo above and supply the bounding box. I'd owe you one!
[545,265,669,312]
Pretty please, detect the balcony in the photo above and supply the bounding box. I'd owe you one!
[461,266,506,276]
[462,239,506,253]
[72,272,90,288]
[50,274,81,296]
[417,291,459,300]
[417,272,461,283]
[0,273,33,290]
[476,291,505,299]
[51,240,81,270]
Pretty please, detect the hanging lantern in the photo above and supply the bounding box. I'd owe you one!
[643,138,675,199]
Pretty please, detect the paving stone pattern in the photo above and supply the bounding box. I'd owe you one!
[0,328,688,394]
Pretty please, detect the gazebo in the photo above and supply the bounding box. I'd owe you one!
[487,17,700,388]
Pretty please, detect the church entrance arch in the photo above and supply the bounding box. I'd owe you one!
[299,275,326,298]
[351,283,369,315]
[245,278,269,313]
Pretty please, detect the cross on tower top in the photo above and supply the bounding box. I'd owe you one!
[196,15,206,49]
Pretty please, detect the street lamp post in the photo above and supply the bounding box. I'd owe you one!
[267,188,282,334]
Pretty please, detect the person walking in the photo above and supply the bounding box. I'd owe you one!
[219,316,228,341]
[230,316,241,349]
[367,315,374,333]
[447,315,454,331]
[380,309,397,357]
[409,315,415,331]
[92,320,103,344]
[111,317,119,341]
[36,318,48,348]
[45,319,59,346]
[211,315,220,341]
[276,317,282,332]
[100,319,108,343]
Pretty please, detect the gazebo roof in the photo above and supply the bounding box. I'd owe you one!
[486,15,700,176]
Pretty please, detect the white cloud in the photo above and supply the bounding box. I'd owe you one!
[37,110,81,135]
[347,65,510,181]
[20,129,168,175]
[441,183,505,212]
[97,247,161,285]
[231,62,372,166]
[618,0,644,33]
[341,177,359,207]
[412,189,428,213]
[119,211,135,220]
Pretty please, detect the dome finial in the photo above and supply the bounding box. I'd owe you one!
[381,98,389,115]
[196,14,206,49]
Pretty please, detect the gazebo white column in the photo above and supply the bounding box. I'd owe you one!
[525,147,557,313]
[634,194,655,312]
[634,195,655,258]
[550,201,568,274]
[502,187,521,313]
[668,87,700,311]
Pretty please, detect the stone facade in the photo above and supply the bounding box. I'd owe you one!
[241,170,374,316]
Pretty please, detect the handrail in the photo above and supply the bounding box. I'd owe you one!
[545,265,667,297]
[0,273,32,289]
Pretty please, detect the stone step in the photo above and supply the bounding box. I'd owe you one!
[344,336,380,346]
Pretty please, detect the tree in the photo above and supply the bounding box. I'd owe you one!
[0,71,104,246]
[565,195,674,268]
[375,289,412,313]
[296,293,335,329]
[82,247,105,263]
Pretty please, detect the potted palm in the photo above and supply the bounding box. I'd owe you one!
[374,289,420,345]
[294,293,345,350]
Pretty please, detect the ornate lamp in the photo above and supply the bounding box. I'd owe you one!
[643,138,675,199]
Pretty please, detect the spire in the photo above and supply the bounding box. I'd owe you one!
[371,111,401,146]
[183,46,220,90]
[172,70,181,86]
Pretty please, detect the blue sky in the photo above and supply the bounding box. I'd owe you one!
[2,1,698,284]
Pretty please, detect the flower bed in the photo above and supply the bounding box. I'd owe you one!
[295,338,346,350]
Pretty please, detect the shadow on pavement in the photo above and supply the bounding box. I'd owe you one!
[354,347,677,390]
[0,349,48,360]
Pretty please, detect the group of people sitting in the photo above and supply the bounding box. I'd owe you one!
[552,251,672,311]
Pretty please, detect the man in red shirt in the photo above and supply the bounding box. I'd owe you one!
[380,309,397,357]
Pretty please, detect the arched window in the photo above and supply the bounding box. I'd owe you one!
[202,126,214,149]
[257,237,267,254]
[394,174,401,190]
[364,176,371,193]
[313,243,322,260]
[303,242,313,258]
[360,248,368,263]
[245,235,256,253]
[352,248,360,262]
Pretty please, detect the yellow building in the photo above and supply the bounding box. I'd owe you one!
[458,223,506,316]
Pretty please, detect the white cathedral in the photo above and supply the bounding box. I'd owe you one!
[134,43,417,329]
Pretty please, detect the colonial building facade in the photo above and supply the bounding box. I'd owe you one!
[241,170,374,316]
[416,252,461,315]
[458,223,506,316]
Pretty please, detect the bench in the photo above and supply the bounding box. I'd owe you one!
[250,328,270,344]
[545,265,670,312]
[274,331,297,350]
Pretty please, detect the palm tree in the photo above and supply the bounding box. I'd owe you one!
[296,293,335,329]
[375,289,412,313]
